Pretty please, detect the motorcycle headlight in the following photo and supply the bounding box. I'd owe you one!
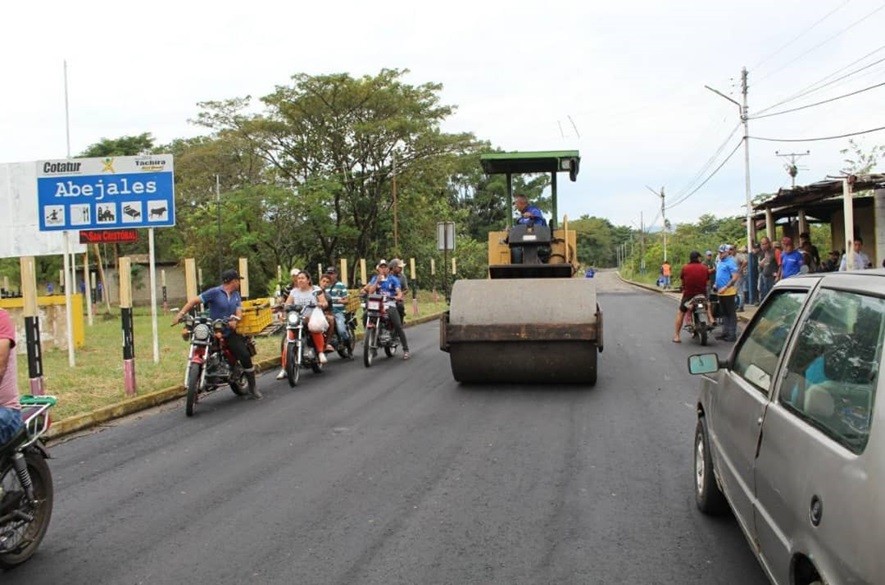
[367,300,382,311]
[287,312,301,325]
[193,323,212,342]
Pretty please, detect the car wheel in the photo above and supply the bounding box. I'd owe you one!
[695,417,728,515]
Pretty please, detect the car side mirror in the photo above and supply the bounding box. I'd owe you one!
[687,353,723,375]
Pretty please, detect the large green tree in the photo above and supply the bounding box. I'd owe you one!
[192,69,476,274]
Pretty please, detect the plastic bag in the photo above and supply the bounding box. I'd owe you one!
[308,307,328,333]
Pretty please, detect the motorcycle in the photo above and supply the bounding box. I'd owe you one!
[683,294,714,345]
[0,395,55,569]
[281,304,324,387]
[327,309,357,360]
[180,314,255,417]
[363,293,400,367]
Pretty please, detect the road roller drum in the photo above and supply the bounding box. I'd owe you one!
[441,279,602,385]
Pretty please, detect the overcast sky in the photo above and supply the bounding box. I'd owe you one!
[2,0,884,229]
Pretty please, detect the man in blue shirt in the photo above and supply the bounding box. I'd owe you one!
[777,236,804,280]
[174,269,260,398]
[362,260,410,360]
[514,195,547,227]
[714,244,740,342]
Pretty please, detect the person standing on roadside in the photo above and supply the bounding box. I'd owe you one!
[703,250,716,295]
[714,244,740,343]
[0,308,22,444]
[799,232,821,271]
[757,236,776,301]
[777,236,804,281]
[673,251,713,343]
[661,260,672,290]
[733,246,748,311]
[839,237,872,271]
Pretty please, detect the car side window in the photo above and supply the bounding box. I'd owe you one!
[779,288,882,453]
[732,291,807,394]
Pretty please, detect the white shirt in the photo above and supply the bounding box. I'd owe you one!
[839,250,871,271]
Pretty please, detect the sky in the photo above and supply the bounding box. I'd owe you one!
[2,0,885,231]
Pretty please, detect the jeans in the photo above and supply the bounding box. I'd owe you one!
[386,306,409,351]
[333,311,349,341]
[758,274,774,301]
[225,332,254,371]
[0,407,23,445]
[718,294,737,340]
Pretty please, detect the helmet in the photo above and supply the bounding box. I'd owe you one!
[389,258,402,269]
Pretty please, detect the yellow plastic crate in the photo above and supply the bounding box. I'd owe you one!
[344,292,362,314]
[238,298,273,335]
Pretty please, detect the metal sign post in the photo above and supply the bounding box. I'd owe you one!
[437,222,455,303]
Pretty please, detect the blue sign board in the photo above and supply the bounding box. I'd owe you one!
[36,155,175,231]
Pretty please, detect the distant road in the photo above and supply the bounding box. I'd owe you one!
[7,270,765,584]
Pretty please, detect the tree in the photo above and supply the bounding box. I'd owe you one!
[193,69,477,269]
[841,138,884,174]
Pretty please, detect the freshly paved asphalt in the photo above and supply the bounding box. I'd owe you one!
[4,271,766,584]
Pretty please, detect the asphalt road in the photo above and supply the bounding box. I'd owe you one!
[5,271,766,585]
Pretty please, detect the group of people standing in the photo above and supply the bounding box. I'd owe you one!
[672,231,875,344]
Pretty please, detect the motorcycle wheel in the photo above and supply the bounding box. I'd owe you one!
[699,323,708,346]
[228,366,249,397]
[185,362,201,417]
[286,344,299,387]
[384,338,398,358]
[0,449,54,569]
[363,328,377,368]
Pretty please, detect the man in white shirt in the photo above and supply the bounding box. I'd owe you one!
[839,237,872,271]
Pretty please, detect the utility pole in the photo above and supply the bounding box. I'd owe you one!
[640,211,645,274]
[392,150,398,252]
[646,185,666,261]
[776,150,811,188]
[705,67,755,304]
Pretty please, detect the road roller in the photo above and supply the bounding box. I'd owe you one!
[440,150,603,385]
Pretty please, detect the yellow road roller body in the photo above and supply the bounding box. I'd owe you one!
[440,150,603,385]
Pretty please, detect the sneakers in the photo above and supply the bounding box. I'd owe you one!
[325,345,335,353]
[318,352,328,365]
[403,351,410,361]
[276,369,286,380]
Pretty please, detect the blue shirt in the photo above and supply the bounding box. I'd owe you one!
[369,274,401,298]
[517,205,547,227]
[199,286,242,323]
[780,250,803,279]
[715,256,739,293]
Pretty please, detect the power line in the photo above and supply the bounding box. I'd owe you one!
[667,139,744,210]
[755,3,885,85]
[668,123,742,201]
[751,124,885,142]
[752,0,852,73]
[755,50,885,115]
[751,79,885,119]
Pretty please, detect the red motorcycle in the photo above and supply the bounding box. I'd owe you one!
[362,293,400,367]
[179,314,254,416]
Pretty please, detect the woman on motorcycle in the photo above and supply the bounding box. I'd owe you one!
[282,271,330,366]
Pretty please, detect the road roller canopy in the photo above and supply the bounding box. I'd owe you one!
[480,150,580,230]
[480,150,580,179]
